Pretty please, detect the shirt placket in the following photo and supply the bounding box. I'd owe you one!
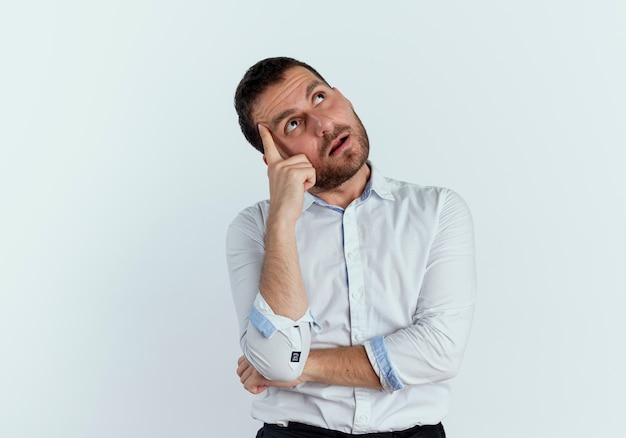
[342,205,371,433]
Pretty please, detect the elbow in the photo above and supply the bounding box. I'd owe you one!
[247,347,308,382]
[438,360,461,381]
[242,323,311,382]
[428,344,466,382]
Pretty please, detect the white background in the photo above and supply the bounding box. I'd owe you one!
[1,1,625,437]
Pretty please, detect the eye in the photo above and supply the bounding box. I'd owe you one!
[314,92,325,105]
[285,118,301,133]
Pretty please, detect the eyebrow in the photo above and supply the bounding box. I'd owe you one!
[270,79,326,130]
[305,79,324,99]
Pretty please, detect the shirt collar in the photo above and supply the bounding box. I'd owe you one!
[302,191,316,211]
[302,162,395,212]
[362,162,395,202]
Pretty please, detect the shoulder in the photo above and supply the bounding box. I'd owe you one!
[384,176,468,208]
[226,199,270,242]
[379,176,473,230]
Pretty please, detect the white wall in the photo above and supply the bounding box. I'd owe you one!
[1,1,624,437]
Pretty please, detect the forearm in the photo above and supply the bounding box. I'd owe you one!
[257,125,315,321]
[301,346,382,389]
[259,216,308,320]
[237,345,381,394]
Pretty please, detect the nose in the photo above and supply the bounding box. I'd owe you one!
[310,112,334,137]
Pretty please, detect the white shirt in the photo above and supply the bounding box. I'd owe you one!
[226,165,477,434]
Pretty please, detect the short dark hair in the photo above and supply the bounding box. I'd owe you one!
[234,57,330,153]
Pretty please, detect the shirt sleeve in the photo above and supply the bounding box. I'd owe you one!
[363,189,477,391]
[226,205,318,382]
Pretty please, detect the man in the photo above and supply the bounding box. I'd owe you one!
[226,57,476,438]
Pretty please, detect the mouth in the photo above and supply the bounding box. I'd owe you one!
[328,133,350,156]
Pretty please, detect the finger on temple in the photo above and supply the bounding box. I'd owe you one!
[258,124,282,164]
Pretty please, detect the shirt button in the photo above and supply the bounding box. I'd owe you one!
[352,290,362,299]
[358,415,368,422]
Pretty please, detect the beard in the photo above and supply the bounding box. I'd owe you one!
[311,112,370,192]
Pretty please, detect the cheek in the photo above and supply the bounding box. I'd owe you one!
[273,138,295,159]
[278,138,315,159]
[331,103,356,121]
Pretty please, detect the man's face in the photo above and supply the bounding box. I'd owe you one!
[252,67,369,191]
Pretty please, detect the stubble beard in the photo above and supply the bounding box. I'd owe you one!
[312,112,370,192]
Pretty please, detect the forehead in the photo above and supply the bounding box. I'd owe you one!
[251,67,324,125]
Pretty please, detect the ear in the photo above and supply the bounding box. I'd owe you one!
[262,155,268,166]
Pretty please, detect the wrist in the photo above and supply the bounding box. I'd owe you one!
[266,213,298,236]
[267,195,303,226]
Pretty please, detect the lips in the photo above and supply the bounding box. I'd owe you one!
[328,133,350,156]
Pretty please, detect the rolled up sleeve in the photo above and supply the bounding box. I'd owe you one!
[226,205,319,382]
[244,294,319,381]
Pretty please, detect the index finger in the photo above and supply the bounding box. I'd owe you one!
[258,124,283,165]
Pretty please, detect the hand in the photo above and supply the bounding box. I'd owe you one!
[237,355,269,394]
[237,356,302,395]
[259,124,316,224]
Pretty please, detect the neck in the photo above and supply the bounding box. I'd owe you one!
[309,164,371,209]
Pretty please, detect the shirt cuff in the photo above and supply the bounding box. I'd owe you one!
[249,293,321,338]
[364,336,405,392]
